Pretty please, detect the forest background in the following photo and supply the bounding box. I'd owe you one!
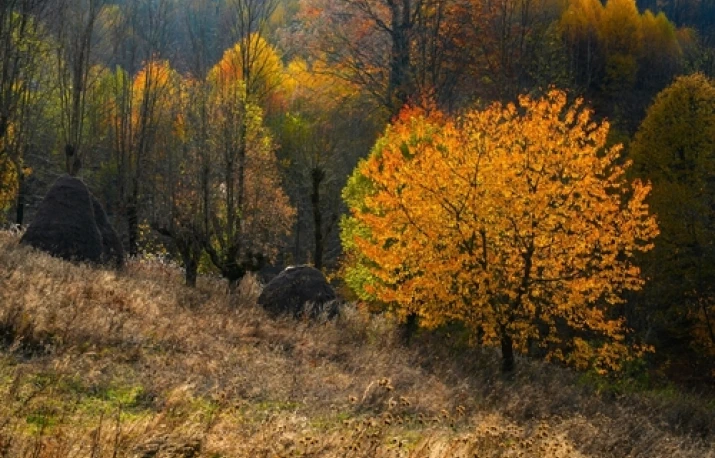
[0,0,714,388]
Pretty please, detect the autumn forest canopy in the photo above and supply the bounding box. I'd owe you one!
[1,0,715,382]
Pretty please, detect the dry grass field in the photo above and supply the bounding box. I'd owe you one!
[0,231,713,457]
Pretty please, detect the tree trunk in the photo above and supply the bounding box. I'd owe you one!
[65,144,76,176]
[127,177,140,256]
[154,225,202,288]
[204,243,242,292]
[0,115,8,142]
[220,255,246,293]
[311,167,325,270]
[225,269,243,293]
[127,198,138,257]
[388,0,412,114]
[294,211,301,264]
[401,312,419,345]
[184,255,198,287]
[178,240,199,288]
[15,167,24,225]
[501,333,515,373]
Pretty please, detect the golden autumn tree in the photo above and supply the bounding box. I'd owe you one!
[342,90,658,372]
[212,34,283,109]
[184,57,295,288]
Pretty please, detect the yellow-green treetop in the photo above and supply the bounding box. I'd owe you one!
[343,90,658,372]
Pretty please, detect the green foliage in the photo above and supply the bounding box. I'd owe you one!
[578,357,654,395]
[340,158,380,302]
[630,73,715,364]
[0,11,56,218]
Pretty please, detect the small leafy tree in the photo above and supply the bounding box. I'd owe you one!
[199,70,294,287]
[342,90,658,372]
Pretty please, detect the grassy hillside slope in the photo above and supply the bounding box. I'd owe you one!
[0,231,713,458]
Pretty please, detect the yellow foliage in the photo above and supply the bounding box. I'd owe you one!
[346,90,659,371]
[561,0,603,38]
[0,155,18,216]
[598,0,641,56]
[133,59,175,96]
[282,58,358,112]
[209,34,283,102]
[0,122,23,216]
[559,0,683,91]
[131,59,179,131]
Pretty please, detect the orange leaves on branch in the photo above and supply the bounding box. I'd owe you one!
[343,90,658,371]
[131,59,178,129]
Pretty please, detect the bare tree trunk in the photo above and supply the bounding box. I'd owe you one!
[15,167,24,225]
[154,224,203,287]
[388,0,413,114]
[127,193,139,257]
[184,255,198,287]
[311,167,325,270]
[177,237,201,287]
[501,333,515,373]
[401,312,419,344]
[54,0,102,176]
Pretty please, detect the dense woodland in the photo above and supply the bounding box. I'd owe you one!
[0,0,714,385]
